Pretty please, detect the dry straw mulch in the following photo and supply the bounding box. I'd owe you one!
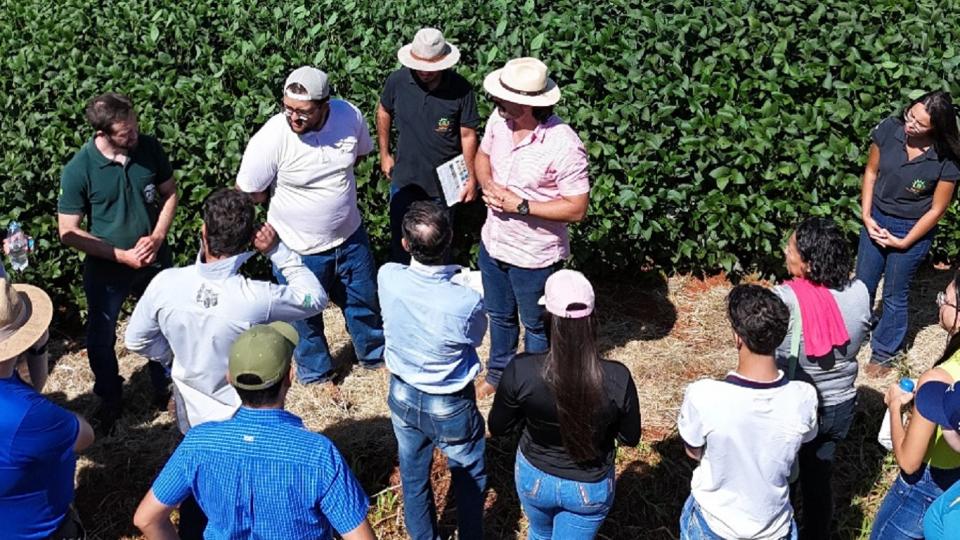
[39,267,955,539]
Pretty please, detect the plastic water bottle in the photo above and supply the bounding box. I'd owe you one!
[6,221,28,271]
[878,377,917,450]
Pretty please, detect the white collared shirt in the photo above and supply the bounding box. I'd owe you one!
[236,100,374,255]
[125,242,327,432]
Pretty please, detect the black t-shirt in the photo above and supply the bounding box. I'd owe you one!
[871,116,960,219]
[488,353,641,482]
[380,68,480,197]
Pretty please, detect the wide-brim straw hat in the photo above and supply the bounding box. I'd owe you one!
[0,276,53,361]
[397,28,461,72]
[483,57,561,107]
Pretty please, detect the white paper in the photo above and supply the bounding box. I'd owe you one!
[436,154,469,207]
[451,268,484,297]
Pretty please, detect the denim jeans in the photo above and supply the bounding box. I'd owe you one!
[273,225,384,383]
[680,495,798,540]
[854,209,935,364]
[477,242,558,387]
[83,255,171,405]
[389,184,449,264]
[387,375,486,540]
[796,397,857,539]
[515,449,614,540]
[869,465,960,540]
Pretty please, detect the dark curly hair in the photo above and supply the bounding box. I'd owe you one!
[727,284,789,356]
[202,188,255,258]
[401,200,452,265]
[794,217,852,290]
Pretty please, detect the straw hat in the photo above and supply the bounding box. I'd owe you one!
[0,274,53,361]
[397,28,461,72]
[483,57,561,107]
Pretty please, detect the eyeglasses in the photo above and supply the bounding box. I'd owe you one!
[280,102,318,122]
[937,291,957,309]
[903,109,931,131]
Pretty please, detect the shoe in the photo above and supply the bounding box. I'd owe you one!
[864,362,893,378]
[93,402,123,437]
[359,360,385,371]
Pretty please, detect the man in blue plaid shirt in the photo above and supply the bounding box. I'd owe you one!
[133,322,376,540]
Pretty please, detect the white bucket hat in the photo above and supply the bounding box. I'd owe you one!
[0,273,53,362]
[397,28,461,72]
[483,57,561,107]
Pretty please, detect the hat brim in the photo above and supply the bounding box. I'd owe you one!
[0,284,52,361]
[916,381,954,427]
[483,68,561,107]
[397,44,460,71]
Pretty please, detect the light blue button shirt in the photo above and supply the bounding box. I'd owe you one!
[378,260,487,394]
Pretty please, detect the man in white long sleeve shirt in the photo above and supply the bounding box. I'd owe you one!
[125,187,328,435]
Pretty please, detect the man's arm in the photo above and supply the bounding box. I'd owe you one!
[58,213,147,269]
[124,280,173,364]
[74,413,95,452]
[236,122,280,203]
[375,102,394,179]
[133,490,179,540]
[341,520,377,540]
[458,127,479,203]
[134,178,178,264]
[255,224,328,321]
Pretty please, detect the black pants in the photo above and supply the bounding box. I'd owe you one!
[47,505,85,540]
[179,495,208,540]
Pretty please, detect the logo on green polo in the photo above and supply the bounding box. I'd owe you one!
[435,117,451,133]
[907,178,928,194]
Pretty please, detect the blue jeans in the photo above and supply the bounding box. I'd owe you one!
[796,397,857,539]
[869,465,960,540]
[387,375,486,540]
[855,209,934,364]
[83,255,171,405]
[389,184,449,264]
[515,450,614,540]
[273,226,384,383]
[680,495,798,540]
[477,242,558,387]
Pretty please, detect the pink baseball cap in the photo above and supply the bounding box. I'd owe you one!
[539,269,595,319]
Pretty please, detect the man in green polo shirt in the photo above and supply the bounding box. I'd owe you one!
[57,92,178,435]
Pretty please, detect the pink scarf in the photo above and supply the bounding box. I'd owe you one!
[785,278,850,357]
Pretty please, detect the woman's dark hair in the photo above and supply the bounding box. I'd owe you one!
[727,284,789,355]
[903,90,960,162]
[543,311,605,463]
[202,188,255,258]
[85,92,134,133]
[532,105,554,123]
[935,270,960,367]
[794,217,852,289]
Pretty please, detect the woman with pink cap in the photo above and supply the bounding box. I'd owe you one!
[489,270,640,539]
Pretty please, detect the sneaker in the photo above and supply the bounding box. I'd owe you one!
[92,402,123,437]
[864,362,893,378]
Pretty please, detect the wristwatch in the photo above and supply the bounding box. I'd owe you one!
[517,199,530,216]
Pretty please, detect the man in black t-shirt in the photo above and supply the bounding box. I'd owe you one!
[376,27,480,263]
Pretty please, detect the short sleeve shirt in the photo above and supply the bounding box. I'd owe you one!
[870,116,960,219]
[236,100,374,254]
[58,134,173,250]
[151,408,369,539]
[380,68,480,197]
[479,111,590,268]
[0,374,79,540]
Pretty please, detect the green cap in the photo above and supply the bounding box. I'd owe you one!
[229,322,299,391]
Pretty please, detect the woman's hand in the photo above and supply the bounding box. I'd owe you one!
[870,227,910,250]
[864,214,884,238]
[885,382,915,409]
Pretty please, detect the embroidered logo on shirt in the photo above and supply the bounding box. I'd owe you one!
[143,183,158,204]
[435,117,451,133]
[906,178,929,194]
[243,435,255,443]
[302,294,313,308]
[195,284,219,309]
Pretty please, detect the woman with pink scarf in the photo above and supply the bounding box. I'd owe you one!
[774,217,872,539]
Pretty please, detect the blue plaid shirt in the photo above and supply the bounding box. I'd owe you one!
[151,408,368,539]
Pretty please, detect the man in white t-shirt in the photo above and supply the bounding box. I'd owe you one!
[678,284,818,540]
[236,66,384,387]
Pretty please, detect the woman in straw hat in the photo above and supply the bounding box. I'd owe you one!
[474,57,591,399]
[0,267,95,539]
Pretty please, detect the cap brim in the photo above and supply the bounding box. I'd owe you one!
[397,44,460,71]
[0,284,53,361]
[483,68,561,107]
[267,321,299,348]
[916,381,954,427]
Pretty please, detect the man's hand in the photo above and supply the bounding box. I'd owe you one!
[458,178,478,203]
[117,248,150,269]
[380,153,395,179]
[482,182,522,214]
[253,223,279,254]
[133,234,163,265]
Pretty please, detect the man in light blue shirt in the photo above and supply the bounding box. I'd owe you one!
[378,200,487,540]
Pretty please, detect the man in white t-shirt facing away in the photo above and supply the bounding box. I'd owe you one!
[678,284,818,540]
[236,66,385,388]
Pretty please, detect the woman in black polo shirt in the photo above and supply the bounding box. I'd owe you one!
[488,270,640,540]
[856,91,960,376]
